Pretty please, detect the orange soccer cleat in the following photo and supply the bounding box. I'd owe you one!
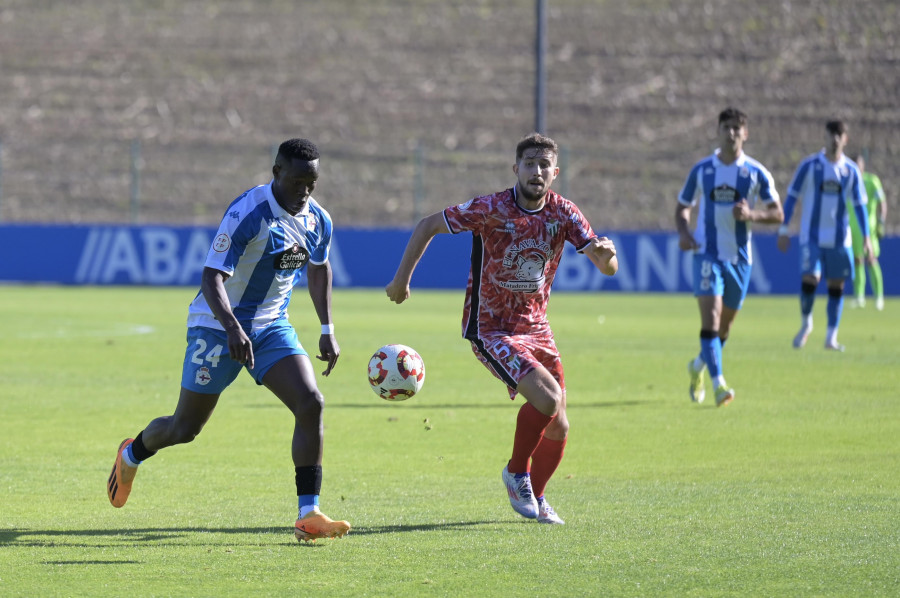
[107,438,138,508]
[714,386,735,408]
[293,509,351,542]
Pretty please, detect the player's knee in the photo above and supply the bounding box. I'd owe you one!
[828,286,843,298]
[539,388,563,417]
[801,280,817,295]
[169,419,203,445]
[548,413,569,437]
[293,389,325,420]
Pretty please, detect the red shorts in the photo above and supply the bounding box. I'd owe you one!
[469,330,565,399]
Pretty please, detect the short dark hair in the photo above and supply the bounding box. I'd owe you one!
[278,138,320,162]
[516,133,558,161]
[718,107,748,126]
[825,120,848,135]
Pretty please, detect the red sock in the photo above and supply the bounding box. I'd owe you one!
[508,402,554,474]
[530,436,567,499]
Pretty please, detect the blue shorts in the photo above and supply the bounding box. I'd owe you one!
[800,244,854,281]
[181,320,307,394]
[692,254,751,311]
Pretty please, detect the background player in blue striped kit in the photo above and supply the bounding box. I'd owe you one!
[675,108,783,407]
[106,138,351,542]
[777,120,872,351]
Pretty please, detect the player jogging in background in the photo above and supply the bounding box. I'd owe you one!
[777,120,873,351]
[675,107,783,407]
[385,133,618,525]
[849,153,887,311]
[107,138,351,542]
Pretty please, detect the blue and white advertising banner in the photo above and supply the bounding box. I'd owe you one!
[1,224,897,295]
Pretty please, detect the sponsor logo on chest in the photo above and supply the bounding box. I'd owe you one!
[821,180,842,194]
[710,185,740,203]
[274,243,310,270]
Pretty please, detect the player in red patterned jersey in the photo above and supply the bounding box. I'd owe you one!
[386,133,617,524]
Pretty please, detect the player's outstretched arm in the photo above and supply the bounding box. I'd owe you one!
[583,236,618,276]
[386,212,450,304]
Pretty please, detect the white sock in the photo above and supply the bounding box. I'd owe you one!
[693,355,705,371]
[826,327,838,345]
[299,504,319,518]
[802,314,813,329]
[121,446,141,469]
[713,375,726,389]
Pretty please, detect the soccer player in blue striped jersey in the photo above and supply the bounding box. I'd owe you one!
[107,138,351,542]
[777,120,873,351]
[675,108,783,407]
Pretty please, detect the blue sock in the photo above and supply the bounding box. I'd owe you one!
[298,494,319,518]
[700,335,723,378]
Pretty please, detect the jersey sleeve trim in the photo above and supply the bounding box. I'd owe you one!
[677,160,706,206]
[442,209,459,234]
[575,237,598,253]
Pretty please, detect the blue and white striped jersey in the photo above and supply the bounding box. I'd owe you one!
[186,182,333,334]
[678,151,779,264]
[782,150,867,249]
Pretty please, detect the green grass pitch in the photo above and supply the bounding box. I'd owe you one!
[0,286,897,597]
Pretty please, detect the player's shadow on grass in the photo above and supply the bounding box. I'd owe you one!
[0,520,500,548]
[246,400,650,410]
[342,520,499,535]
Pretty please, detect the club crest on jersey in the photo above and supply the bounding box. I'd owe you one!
[274,243,310,270]
[305,214,318,232]
[821,180,843,194]
[711,185,740,203]
[213,233,231,252]
[195,367,212,386]
[544,219,560,237]
[739,166,750,178]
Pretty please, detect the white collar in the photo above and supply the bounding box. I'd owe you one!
[713,149,745,168]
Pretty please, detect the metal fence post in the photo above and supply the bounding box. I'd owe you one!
[0,139,4,221]
[130,138,141,223]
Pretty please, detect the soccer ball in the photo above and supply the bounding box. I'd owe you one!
[367,344,426,401]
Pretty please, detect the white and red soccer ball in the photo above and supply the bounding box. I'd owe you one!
[367,344,425,401]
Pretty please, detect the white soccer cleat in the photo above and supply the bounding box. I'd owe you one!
[793,325,812,349]
[687,359,706,404]
[824,340,845,352]
[536,498,565,525]
[501,465,538,519]
[875,297,884,311]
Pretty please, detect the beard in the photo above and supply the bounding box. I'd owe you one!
[518,181,548,203]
